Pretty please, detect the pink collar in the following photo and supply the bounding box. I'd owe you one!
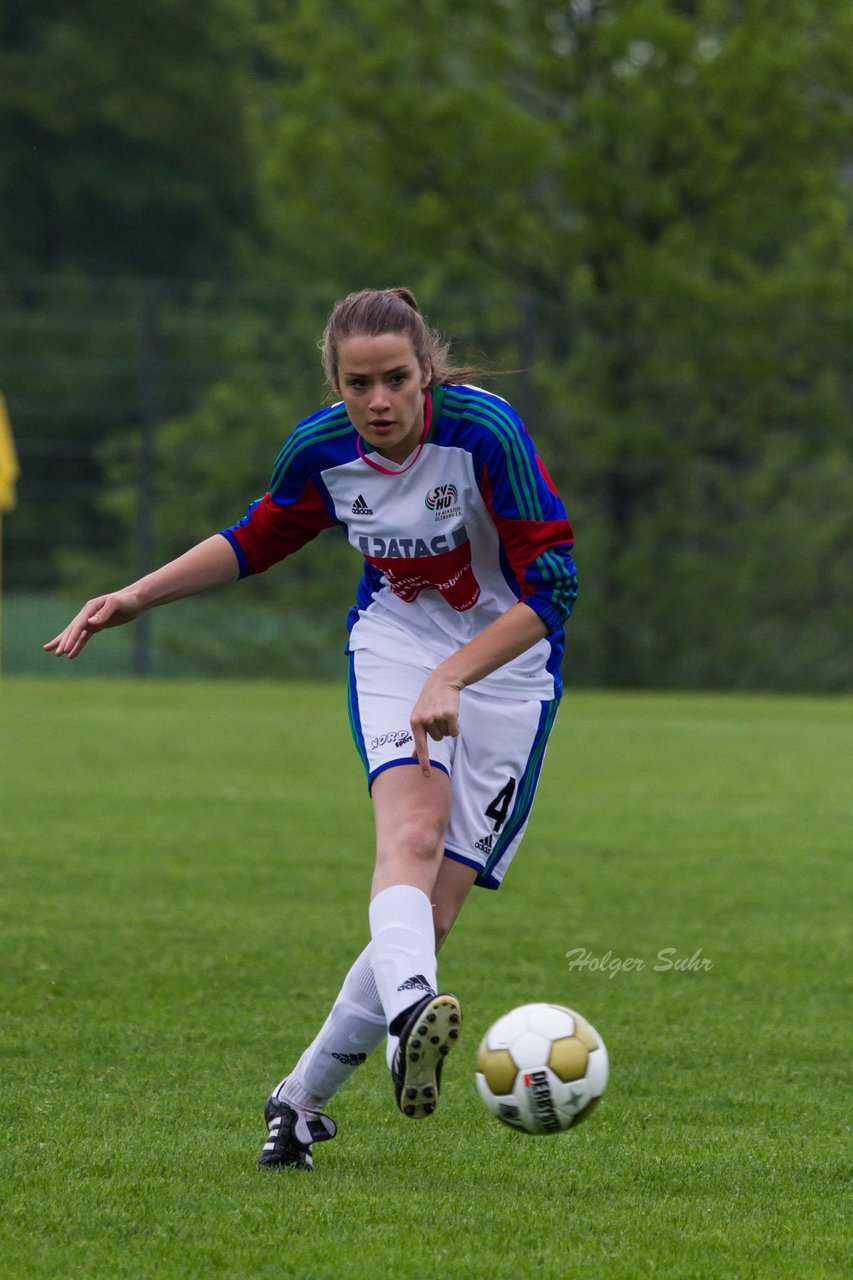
[357,391,432,476]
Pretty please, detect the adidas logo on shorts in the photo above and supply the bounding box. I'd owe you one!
[351,494,373,515]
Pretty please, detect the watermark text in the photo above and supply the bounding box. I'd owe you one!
[565,946,713,979]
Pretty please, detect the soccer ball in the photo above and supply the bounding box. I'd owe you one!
[475,1003,608,1134]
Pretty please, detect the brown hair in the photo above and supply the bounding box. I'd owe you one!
[321,287,490,392]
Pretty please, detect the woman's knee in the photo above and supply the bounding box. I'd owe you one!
[378,815,445,868]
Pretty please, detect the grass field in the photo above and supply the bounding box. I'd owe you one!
[1,678,850,1279]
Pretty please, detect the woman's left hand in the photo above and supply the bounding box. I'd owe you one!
[410,674,462,777]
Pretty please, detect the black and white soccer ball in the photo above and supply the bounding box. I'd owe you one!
[475,1003,608,1134]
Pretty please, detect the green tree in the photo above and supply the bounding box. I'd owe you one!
[0,0,264,275]
[250,0,853,687]
[0,0,269,593]
[8,0,853,688]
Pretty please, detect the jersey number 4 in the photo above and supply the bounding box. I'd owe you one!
[485,777,517,833]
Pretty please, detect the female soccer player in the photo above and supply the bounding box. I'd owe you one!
[45,288,578,1170]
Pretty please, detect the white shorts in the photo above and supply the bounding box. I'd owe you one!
[347,649,560,890]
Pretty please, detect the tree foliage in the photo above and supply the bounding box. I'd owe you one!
[0,0,264,275]
[3,0,852,688]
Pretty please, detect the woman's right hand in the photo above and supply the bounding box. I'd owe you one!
[43,535,241,660]
[43,590,144,660]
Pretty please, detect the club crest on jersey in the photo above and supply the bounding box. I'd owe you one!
[425,483,462,521]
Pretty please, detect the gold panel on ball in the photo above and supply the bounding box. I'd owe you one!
[572,1014,600,1053]
[476,1042,518,1095]
[548,1035,589,1083]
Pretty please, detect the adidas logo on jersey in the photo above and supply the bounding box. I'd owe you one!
[351,494,373,515]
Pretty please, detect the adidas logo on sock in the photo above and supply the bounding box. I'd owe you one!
[397,974,434,994]
[351,494,373,515]
[331,1051,367,1066]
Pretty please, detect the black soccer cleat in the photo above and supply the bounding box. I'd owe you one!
[391,992,462,1120]
[257,1093,337,1170]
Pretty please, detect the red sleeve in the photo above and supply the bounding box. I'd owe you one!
[221,479,335,577]
[479,464,578,630]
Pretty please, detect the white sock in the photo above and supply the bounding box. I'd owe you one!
[276,944,386,1112]
[368,884,437,1047]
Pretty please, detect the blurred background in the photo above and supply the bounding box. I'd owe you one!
[2,0,851,689]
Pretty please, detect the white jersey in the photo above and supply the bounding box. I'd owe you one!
[222,384,578,698]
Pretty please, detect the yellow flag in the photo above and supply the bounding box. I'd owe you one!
[0,393,20,512]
